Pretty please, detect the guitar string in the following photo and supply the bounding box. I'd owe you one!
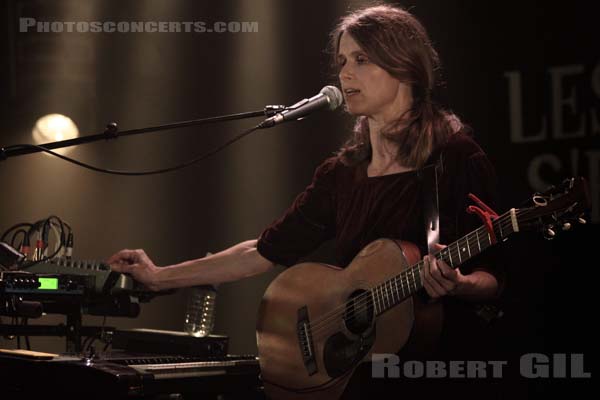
[309,212,516,339]
[308,211,518,338]
[306,211,519,339]
[308,211,519,339]
[308,227,495,336]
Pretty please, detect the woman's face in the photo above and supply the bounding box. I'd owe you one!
[337,32,411,122]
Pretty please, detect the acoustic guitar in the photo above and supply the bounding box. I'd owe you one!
[256,177,590,399]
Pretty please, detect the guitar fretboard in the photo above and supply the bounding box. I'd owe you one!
[369,209,517,316]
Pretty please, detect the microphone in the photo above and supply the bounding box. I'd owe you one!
[258,86,343,129]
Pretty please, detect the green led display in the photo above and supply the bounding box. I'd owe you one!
[38,277,58,290]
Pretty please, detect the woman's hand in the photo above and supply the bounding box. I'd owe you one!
[421,243,466,300]
[107,249,161,291]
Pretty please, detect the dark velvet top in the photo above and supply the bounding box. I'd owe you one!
[257,132,503,288]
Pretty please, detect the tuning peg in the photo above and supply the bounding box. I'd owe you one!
[578,217,587,224]
[562,223,572,231]
[546,228,556,237]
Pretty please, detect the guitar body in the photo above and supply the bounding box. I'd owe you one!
[256,177,591,398]
[256,239,443,400]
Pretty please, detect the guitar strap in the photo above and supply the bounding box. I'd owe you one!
[419,154,443,255]
[419,150,503,324]
[414,155,442,306]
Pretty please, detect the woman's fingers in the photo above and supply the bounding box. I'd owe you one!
[422,255,457,297]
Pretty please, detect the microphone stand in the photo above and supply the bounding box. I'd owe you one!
[0,105,287,352]
[0,105,285,160]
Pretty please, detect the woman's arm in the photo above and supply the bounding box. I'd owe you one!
[107,239,275,291]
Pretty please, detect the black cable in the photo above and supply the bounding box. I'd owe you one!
[45,216,71,257]
[1,223,33,243]
[21,216,68,268]
[23,318,31,350]
[88,338,98,352]
[11,228,27,249]
[45,216,66,256]
[82,316,108,353]
[83,336,91,350]
[60,219,72,238]
[2,123,263,176]
[82,334,97,352]
[0,216,68,269]
[99,316,112,353]
[10,228,27,249]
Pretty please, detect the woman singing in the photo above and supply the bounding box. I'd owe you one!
[109,4,504,398]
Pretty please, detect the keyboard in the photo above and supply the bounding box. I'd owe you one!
[1,351,262,398]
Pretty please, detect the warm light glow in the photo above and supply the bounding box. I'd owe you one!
[32,114,79,154]
[32,113,78,143]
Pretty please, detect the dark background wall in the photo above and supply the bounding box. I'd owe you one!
[1,0,597,395]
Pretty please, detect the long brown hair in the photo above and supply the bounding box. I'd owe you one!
[331,4,462,168]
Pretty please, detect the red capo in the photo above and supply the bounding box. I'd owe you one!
[466,193,499,244]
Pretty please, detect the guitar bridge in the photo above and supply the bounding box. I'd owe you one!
[297,306,317,375]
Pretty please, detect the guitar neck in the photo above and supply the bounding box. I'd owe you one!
[370,208,519,316]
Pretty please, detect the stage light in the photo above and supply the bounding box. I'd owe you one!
[32,113,79,154]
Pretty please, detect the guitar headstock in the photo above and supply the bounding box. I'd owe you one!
[516,177,591,239]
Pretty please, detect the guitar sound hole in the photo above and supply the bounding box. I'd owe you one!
[344,289,374,335]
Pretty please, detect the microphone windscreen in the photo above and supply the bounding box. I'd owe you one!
[320,86,344,110]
